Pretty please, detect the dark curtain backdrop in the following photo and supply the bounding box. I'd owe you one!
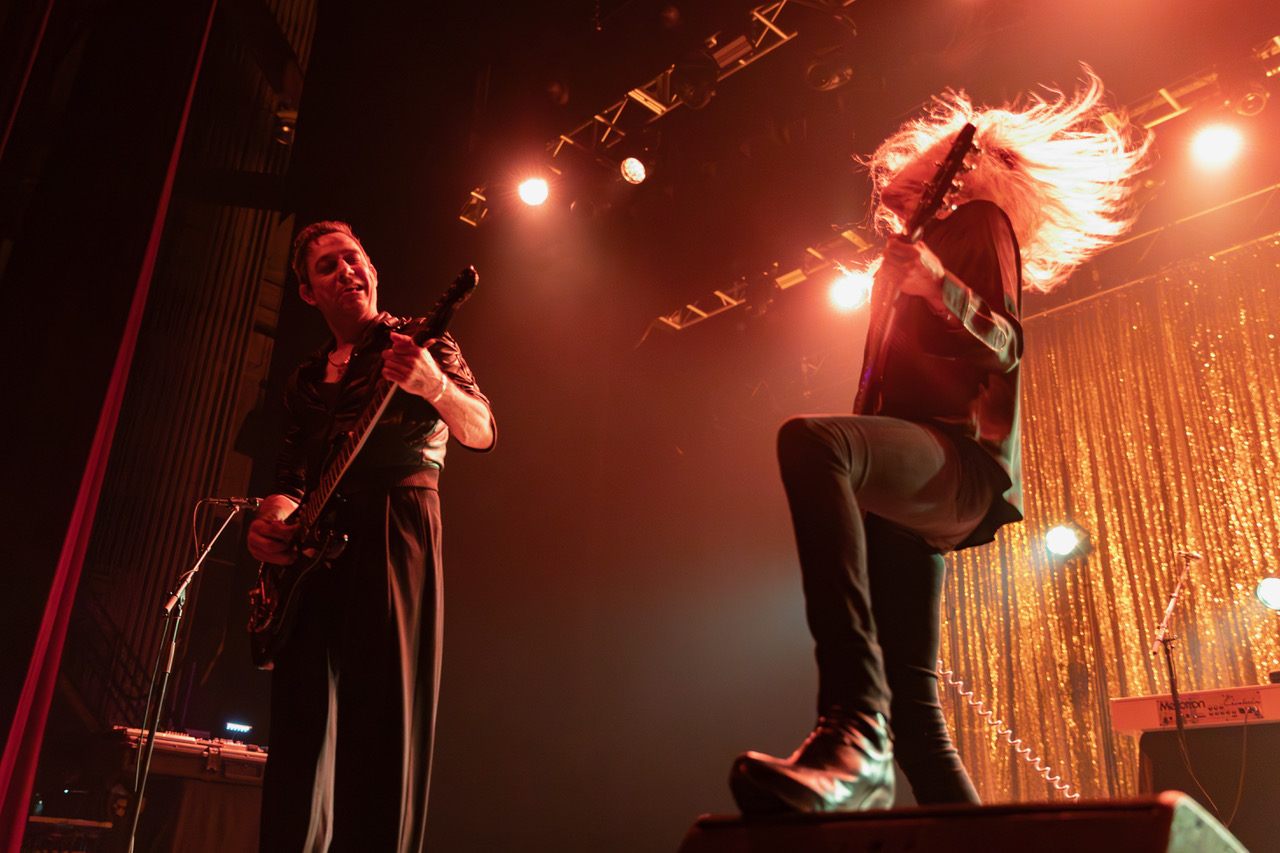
[0,3,220,850]
[942,233,1280,803]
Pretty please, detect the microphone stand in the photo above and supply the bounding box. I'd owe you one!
[123,502,249,853]
[1150,550,1200,735]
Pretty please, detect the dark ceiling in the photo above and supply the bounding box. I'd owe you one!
[288,0,1280,327]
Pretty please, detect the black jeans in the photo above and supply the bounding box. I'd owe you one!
[777,414,993,805]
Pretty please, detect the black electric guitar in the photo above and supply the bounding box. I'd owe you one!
[247,266,479,669]
[857,123,977,409]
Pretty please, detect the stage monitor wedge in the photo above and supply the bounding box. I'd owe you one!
[676,791,1249,853]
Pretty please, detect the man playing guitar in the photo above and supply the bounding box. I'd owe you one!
[248,221,495,852]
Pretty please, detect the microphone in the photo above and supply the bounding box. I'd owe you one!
[1176,549,1203,561]
[207,496,261,510]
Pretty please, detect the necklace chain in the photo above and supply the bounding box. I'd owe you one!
[328,348,353,370]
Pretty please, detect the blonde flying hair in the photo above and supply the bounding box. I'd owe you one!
[866,66,1151,292]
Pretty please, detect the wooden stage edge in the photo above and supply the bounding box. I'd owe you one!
[676,791,1253,853]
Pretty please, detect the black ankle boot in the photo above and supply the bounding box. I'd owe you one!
[729,710,895,815]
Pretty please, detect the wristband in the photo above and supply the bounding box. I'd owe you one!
[429,373,449,403]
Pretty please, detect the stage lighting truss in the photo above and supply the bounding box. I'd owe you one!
[1110,34,1280,129]
[636,227,875,343]
[638,33,1280,339]
[459,0,842,226]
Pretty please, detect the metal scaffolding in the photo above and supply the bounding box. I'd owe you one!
[640,33,1280,341]
[458,1,848,227]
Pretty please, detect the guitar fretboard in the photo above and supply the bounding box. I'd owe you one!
[300,374,400,532]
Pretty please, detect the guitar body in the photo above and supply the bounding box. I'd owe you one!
[248,520,347,669]
[247,266,479,670]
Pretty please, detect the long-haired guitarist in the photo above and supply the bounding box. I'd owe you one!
[247,220,495,852]
[730,69,1148,814]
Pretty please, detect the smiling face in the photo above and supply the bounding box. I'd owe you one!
[298,231,379,332]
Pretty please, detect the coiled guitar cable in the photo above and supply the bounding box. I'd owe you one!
[938,660,1079,799]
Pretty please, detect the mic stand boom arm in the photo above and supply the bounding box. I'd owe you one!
[1150,551,1197,656]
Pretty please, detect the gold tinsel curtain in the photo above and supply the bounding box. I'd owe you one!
[941,234,1280,802]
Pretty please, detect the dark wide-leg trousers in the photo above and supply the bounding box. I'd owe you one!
[259,485,443,853]
[777,414,994,805]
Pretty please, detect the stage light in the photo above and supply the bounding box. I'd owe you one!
[1230,80,1269,117]
[803,44,855,92]
[671,48,719,109]
[273,109,297,146]
[1190,124,1244,168]
[225,721,253,735]
[620,157,647,185]
[518,178,550,206]
[1256,577,1280,611]
[1045,522,1093,559]
[459,187,488,227]
[829,267,873,310]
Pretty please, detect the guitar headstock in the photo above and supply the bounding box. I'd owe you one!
[419,266,479,341]
[443,266,479,309]
[904,122,977,243]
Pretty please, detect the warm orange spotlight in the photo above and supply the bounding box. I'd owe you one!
[518,178,550,206]
[1190,124,1244,168]
[829,267,873,310]
[620,157,647,185]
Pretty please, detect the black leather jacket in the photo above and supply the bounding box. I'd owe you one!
[855,201,1024,547]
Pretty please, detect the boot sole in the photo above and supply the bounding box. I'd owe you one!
[729,763,798,815]
[730,758,895,815]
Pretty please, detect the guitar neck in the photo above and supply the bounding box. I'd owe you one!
[903,122,976,244]
[299,376,401,532]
